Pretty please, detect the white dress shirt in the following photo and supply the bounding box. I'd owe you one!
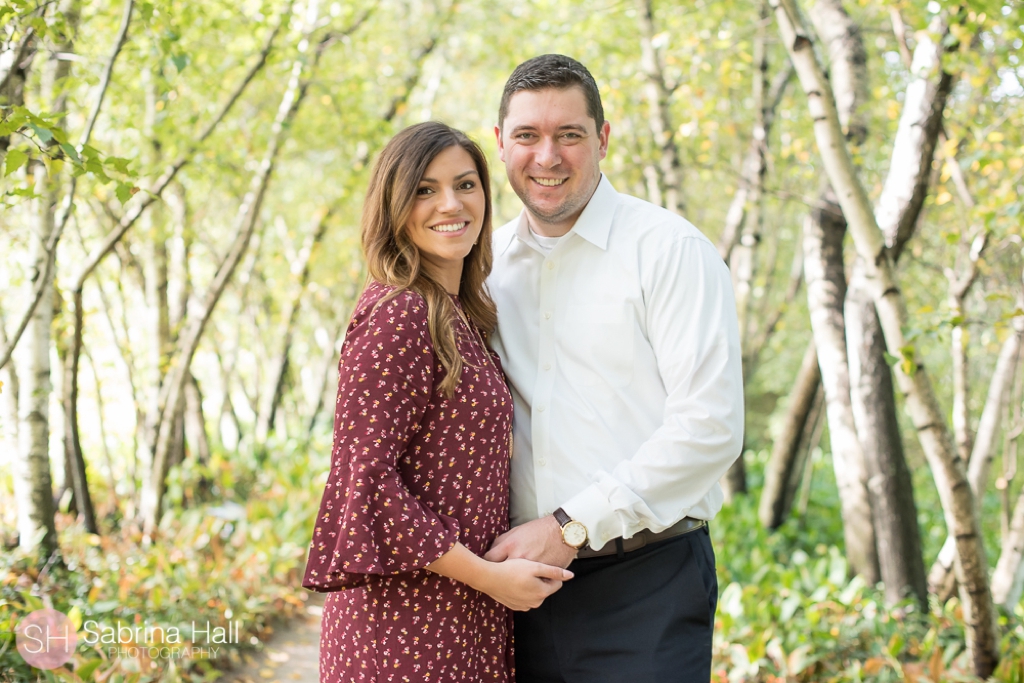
[488,176,744,552]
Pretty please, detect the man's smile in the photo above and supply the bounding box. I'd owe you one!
[532,177,567,187]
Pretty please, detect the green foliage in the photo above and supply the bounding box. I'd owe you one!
[0,436,326,682]
[711,479,1021,682]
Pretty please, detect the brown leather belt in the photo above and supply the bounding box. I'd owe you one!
[576,517,707,559]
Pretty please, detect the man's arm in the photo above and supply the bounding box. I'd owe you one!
[559,235,744,551]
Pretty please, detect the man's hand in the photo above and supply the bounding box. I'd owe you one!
[484,515,578,568]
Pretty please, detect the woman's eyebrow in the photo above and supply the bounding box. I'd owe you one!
[420,170,480,183]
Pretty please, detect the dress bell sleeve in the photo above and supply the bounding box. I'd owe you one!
[303,287,461,592]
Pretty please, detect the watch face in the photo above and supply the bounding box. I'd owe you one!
[563,522,587,548]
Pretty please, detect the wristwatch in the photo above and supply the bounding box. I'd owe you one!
[553,508,589,550]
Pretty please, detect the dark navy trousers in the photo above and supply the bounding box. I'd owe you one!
[514,526,718,683]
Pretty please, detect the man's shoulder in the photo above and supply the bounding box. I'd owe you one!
[613,192,717,253]
[490,216,520,263]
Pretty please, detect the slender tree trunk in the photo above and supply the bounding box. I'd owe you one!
[844,14,953,608]
[803,192,879,582]
[846,271,927,608]
[759,340,823,528]
[185,373,210,466]
[930,319,1023,595]
[802,0,878,583]
[771,1,998,674]
[993,403,1024,607]
[15,160,60,557]
[83,345,118,513]
[13,0,81,557]
[256,206,333,443]
[636,0,683,214]
[60,295,97,533]
[0,310,20,478]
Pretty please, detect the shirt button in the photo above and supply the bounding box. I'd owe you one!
[543,363,551,371]
[546,262,555,270]
[544,312,552,319]
[538,458,547,466]
[537,405,546,412]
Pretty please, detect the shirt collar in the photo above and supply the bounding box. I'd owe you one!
[503,175,618,255]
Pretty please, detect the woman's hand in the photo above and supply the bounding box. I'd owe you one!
[475,558,574,611]
[427,542,573,611]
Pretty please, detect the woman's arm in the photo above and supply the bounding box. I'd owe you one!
[427,543,573,611]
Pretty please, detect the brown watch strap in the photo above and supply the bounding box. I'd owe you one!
[553,508,572,527]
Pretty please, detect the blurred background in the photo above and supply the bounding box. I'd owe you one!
[1,0,1023,679]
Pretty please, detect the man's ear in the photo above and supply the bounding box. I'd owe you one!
[494,125,505,162]
[598,121,610,160]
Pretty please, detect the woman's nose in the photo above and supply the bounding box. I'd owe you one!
[438,188,463,212]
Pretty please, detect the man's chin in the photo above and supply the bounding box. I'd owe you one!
[523,199,573,225]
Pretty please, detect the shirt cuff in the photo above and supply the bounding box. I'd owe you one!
[560,485,622,553]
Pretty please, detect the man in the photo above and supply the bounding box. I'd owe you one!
[484,54,744,682]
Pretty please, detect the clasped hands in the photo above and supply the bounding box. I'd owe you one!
[479,515,579,612]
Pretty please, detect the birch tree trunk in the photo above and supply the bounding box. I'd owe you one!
[759,341,822,528]
[12,0,81,557]
[803,193,879,582]
[994,489,1024,608]
[255,206,333,443]
[799,0,877,582]
[636,0,682,214]
[722,2,773,501]
[0,311,19,486]
[15,159,60,556]
[771,0,998,674]
[930,318,1023,596]
[846,272,927,607]
[846,14,954,606]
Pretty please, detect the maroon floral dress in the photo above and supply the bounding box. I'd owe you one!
[303,282,514,682]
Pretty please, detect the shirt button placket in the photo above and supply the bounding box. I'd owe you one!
[534,258,558,516]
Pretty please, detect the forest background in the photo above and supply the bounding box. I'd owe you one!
[1,0,1023,680]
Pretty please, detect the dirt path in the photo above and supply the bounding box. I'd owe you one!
[226,593,324,683]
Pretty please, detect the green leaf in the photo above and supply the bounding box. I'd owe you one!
[59,142,81,163]
[75,659,103,681]
[4,148,28,176]
[115,182,137,205]
[29,123,53,143]
[882,351,900,368]
[106,156,132,175]
[171,53,189,72]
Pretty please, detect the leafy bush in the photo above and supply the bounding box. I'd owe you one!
[1,434,328,682]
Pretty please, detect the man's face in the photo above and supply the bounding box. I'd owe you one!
[496,86,610,236]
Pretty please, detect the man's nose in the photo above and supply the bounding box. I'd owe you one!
[535,138,561,168]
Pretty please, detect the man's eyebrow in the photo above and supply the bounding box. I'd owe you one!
[419,170,480,183]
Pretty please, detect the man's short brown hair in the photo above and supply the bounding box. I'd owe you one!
[498,54,605,131]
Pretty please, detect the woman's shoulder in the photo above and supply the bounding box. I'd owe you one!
[350,282,431,340]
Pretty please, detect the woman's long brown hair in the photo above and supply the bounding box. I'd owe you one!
[362,121,498,398]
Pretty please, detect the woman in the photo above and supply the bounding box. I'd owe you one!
[303,122,571,682]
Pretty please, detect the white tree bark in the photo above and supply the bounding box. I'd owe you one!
[803,197,879,582]
[636,0,683,214]
[930,316,1023,595]
[771,0,998,675]
[15,157,59,555]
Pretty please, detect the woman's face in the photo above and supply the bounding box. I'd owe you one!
[405,145,486,287]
